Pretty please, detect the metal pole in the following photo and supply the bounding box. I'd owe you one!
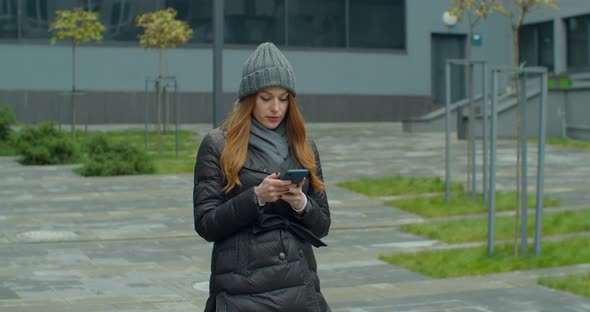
[213,0,224,128]
[174,79,179,158]
[85,93,88,140]
[520,72,529,256]
[58,94,62,131]
[445,62,452,204]
[154,76,161,129]
[163,83,168,133]
[17,0,22,39]
[534,72,548,256]
[144,78,149,149]
[285,0,289,45]
[345,0,350,48]
[457,106,464,140]
[487,70,499,255]
[482,64,488,204]
[470,64,476,200]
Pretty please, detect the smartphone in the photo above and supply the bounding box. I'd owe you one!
[280,169,309,184]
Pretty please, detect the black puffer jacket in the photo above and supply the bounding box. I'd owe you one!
[193,129,331,312]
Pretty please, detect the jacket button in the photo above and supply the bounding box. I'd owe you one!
[279,252,286,260]
[298,249,304,257]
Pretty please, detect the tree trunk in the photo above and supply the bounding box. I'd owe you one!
[71,42,77,142]
[513,17,525,258]
[157,49,163,156]
[165,49,170,133]
[466,16,474,199]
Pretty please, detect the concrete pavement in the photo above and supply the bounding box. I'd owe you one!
[1,122,589,311]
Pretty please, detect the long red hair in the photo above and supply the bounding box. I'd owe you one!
[219,94,325,193]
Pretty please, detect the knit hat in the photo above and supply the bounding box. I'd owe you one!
[238,42,296,100]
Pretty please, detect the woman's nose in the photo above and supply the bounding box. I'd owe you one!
[270,99,280,111]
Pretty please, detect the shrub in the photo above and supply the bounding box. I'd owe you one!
[15,122,78,165]
[0,133,18,156]
[78,134,155,176]
[0,106,16,141]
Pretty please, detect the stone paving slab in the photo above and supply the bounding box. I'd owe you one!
[330,287,590,312]
[1,123,590,311]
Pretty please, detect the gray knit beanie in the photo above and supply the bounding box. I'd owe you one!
[238,42,296,100]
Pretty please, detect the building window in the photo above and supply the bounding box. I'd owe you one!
[21,0,88,39]
[21,0,51,38]
[519,21,554,72]
[2,0,408,51]
[566,14,590,71]
[0,0,18,38]
[105,0,160,42]
[349,0,405,49]
[224,0,285,45]
[166,0,212,43]
[287,0,345,48]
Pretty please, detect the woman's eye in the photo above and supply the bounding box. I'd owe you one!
[261,97,270,101]
[280,98,288,102]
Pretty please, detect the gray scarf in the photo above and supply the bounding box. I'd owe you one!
[245,118,289,169]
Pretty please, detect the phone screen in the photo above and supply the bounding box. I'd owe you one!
[280,169,309,184]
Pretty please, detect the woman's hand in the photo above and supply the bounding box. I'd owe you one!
[280,178,307,212]
[254,173,291,205]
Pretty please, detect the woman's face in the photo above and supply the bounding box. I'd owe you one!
[252,87,289,129]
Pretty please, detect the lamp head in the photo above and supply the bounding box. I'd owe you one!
[443,11,458,28]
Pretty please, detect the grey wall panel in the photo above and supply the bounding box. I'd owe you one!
[401,111,461,133]
[471,90,564,139]
[564,88,590,140]
[0,91,435,124]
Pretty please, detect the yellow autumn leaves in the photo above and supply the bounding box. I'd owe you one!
[49,7,104,45]
[136,8,193,50]
[49,7,192,49]
[449,0,557,22]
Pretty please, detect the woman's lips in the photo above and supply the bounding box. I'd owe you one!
[268,116,280,122]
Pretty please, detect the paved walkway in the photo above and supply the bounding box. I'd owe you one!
[1,123,590,311]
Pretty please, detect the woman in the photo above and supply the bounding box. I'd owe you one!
[193,42,331,311]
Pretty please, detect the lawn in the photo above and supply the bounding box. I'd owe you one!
[380,237,590,278]
[336,175,463,197]
[399,209,590,243]
[80,129,199,174]
[542,137,590,150]
[386,192,560,218]
[0,132,18,156]
[539,272,590,299]
[5,127,201,174]
[0,139,17,156]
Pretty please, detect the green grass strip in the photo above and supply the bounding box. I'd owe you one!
[532,137,590,150]
[380,237,590,278]
[399,209,590,243]
[386,192,560,218]
[539,272,590,299]
[153,154,196,174]
[81,130,198,153]
[80,130,199,175]
[336,176,463,197]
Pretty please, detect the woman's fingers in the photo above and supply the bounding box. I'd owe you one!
[258,174,306,204]
[257,173,292,203]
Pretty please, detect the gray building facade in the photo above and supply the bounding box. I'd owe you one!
[0,0,589,124]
